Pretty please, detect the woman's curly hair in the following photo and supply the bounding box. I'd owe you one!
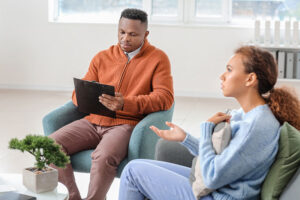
[267,87,300,130]
[235,46,300,130]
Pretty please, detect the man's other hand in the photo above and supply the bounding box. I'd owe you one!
[99,92,124,111]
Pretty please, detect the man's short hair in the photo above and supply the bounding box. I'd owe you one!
[120,8,148,27]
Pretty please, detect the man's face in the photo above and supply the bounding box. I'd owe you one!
[118,17,149,53]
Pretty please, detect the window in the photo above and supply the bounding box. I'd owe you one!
[195,0,223,18]
[49,0,300,25]
[189,0,229,23]
[232,0,300,20]
[152,0,178,16]
[50,0,143,23]
[150,0,183,22]
[59,0,143,16]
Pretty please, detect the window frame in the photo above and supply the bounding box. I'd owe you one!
[48,0,59,22]
[48,0,297,26]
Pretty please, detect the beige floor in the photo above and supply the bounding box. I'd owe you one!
[0,89,239,199]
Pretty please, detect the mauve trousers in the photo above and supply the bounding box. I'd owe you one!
[49,118,134,200]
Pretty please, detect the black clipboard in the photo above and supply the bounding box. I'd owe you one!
[73,78,116,118]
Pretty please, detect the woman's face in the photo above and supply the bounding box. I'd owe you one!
[220,54,250,98]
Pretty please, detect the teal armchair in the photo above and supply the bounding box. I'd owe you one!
[43,101,174,177]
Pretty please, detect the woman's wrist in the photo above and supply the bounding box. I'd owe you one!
[179,131,187,142]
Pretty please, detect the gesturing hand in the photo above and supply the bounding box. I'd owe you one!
[207,112,231,124]
[99,92,124,111]
[150,122,187,142]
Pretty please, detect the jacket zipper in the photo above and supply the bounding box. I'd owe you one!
[116,56,130,92]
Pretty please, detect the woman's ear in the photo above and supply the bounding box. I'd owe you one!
[245,72,258,87]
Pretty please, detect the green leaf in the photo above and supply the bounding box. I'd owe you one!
[8,135,70,169]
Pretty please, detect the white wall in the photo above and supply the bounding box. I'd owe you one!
[1,0,299,98]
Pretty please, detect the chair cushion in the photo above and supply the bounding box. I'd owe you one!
[189,122,231,198]
[261,122,300,200]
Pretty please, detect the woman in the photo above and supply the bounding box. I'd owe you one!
[118,46,300,200]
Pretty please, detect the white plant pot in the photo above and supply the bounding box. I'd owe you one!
[22,167,58,193]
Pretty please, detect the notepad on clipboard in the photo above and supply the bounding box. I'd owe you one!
[73,78,116,118]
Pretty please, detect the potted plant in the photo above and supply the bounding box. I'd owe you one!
[9,135,70,193]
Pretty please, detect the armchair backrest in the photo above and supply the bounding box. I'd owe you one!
[280,168,300,200]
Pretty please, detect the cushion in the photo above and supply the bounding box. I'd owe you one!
[261,122,300,200]
[189,121,231,199]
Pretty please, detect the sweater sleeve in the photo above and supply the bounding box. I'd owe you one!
[72,57,99,106]
[121,52,174,115]
[199,121,256,189]
[181,133,200,156]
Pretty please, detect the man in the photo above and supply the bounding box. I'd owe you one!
[49,8,174,200]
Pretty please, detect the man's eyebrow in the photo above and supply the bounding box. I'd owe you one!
[119,28,136,33]
[121,31,138,34]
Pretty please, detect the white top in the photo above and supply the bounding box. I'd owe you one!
[124,42,143,61]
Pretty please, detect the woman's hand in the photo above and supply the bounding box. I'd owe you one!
[150,122,186,142]
[207,112,231,124]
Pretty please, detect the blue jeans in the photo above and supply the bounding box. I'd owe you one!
[119,159,213,200]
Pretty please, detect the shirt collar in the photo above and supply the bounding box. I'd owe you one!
[124,42,144,61]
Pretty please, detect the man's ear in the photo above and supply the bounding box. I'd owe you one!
[144,30,149,39]
[245,72,258,87]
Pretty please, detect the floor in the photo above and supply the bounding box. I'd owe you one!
[0,89,239,199]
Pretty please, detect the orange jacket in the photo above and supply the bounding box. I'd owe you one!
[72,39,174,126]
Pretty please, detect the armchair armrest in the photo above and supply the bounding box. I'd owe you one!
[155,138,194,168]
[117,104,175,177]
[127,104,175,161]
[43,101,88,136]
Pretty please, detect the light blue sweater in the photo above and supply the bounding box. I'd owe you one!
[182,105,280,200]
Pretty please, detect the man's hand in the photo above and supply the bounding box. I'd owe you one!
[99,92,124,111]
[150,122,187,142]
